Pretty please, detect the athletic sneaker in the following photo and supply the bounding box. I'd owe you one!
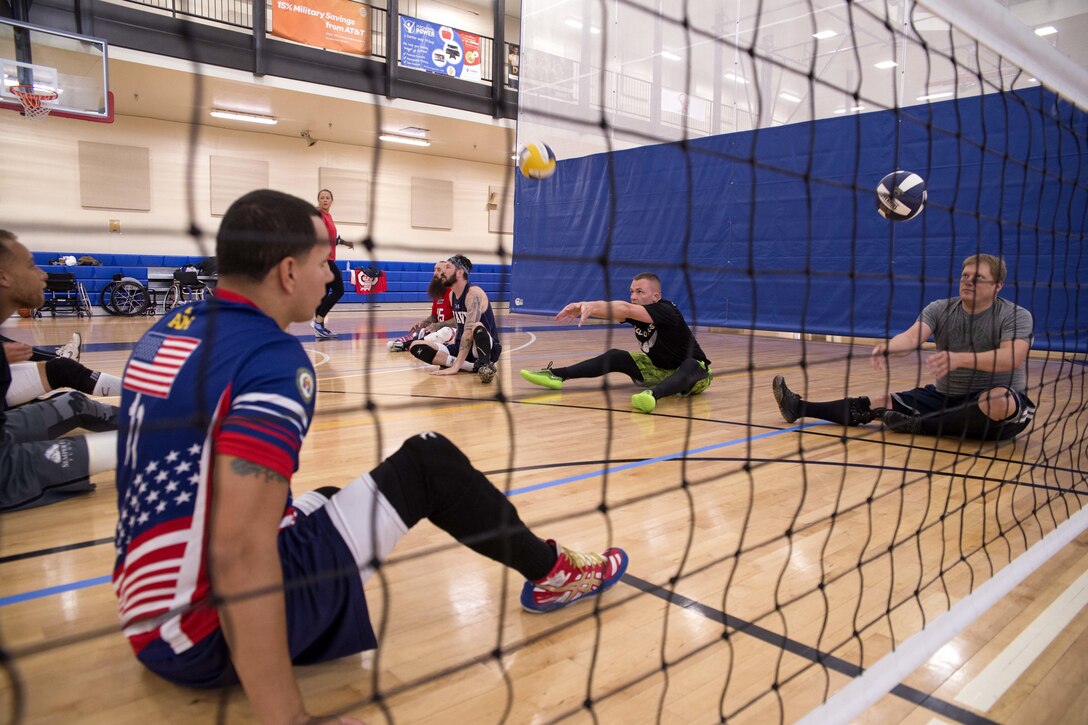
[388,338,407,352]
[882,409,923,434]
[631,390,657,414]
[520,363,563,390]
[55,332,82,362]
[477,362,497,384]
[772,375,801,423]
[312,321,338,339]
[521,540,629,614]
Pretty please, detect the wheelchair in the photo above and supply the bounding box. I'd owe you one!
[100,275,153,316]
[162,270,208,313]
[36,271,92,318]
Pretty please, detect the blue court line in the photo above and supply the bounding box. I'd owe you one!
[0,574,111,607]
[0,423,815,608]
[505,423,816,496]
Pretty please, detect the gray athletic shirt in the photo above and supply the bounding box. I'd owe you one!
[919,297,1033,395]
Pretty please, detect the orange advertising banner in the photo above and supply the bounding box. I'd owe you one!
[272,0,371,56]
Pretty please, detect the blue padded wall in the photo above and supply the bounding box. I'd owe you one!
[512,87,1087,352]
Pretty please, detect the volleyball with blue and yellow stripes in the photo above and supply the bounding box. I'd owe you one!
[517,141,557,180]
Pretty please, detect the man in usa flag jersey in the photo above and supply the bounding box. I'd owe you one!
[113,190,628,725]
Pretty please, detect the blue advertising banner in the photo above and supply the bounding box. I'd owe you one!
[399,14,483,82]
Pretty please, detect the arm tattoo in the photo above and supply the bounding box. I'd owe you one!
[466,291,483,329]
[230,457,289,486]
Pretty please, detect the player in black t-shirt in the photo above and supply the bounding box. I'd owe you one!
[520,273,712,413]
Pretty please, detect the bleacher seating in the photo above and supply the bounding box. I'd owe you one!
[30,253,511,306]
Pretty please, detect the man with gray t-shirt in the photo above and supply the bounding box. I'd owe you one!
[771,253,1036,441]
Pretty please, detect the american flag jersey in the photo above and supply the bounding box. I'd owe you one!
[113,290,317,656]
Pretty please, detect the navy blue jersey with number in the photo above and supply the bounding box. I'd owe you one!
[451,282,502,356]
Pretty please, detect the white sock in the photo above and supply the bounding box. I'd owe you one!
[85,431,118,475]
[92,372,123,397]
[5,362,48,407]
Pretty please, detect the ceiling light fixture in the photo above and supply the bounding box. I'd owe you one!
[917,91,954,101]
[779,91,802,102]
[813,30,837,40]
[662,51,682,61]
[210,109,277,125]
[379,134,431,147]
[874,60,898,69]
[565,19,583,30]
[1034,26,1057,37]
[210,109,276,125]
[834,105,865,114]
[724,72,749,84]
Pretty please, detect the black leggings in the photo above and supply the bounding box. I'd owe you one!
[554,349,708,398]
[315,260,344,318]
[368,433,557,581]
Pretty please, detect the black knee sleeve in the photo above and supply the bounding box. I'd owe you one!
[370,432,476,526]
[44,357,98,394]
[471,326,492,361]
[369,433,556,580]
[409,344,438,364]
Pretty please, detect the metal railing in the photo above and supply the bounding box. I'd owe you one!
[121,0,518,87]
[122,0,254,29]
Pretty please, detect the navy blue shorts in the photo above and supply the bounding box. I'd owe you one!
[137,505,376,689]
[891,384,1036,440]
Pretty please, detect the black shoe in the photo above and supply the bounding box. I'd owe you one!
[772,375,802,423]
[882,409,922,434]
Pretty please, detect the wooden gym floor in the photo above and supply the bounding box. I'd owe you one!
[1,308,1086,724]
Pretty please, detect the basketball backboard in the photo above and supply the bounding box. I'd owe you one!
[0,17,111,121]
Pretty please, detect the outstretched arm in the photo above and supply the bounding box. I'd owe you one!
[870,319,934,371]
[556,300,652,326]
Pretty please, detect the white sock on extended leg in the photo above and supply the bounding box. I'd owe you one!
[85,431,118,475]
[92,372,123,397]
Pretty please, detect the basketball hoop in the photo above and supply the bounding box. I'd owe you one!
[12,84,58,120]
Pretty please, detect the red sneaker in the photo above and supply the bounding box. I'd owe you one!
[520,540,628,613]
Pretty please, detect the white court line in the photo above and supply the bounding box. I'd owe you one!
[317,331,537,383]
[303,347,331,367]
[795,503,1088,725]
[953,566,1088,711]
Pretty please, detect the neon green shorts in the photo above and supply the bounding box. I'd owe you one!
[629,352,713,396]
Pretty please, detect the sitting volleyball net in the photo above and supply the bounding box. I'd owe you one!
[508,0,1086,721]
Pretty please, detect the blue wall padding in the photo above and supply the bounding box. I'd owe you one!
[512,87,1086,352]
